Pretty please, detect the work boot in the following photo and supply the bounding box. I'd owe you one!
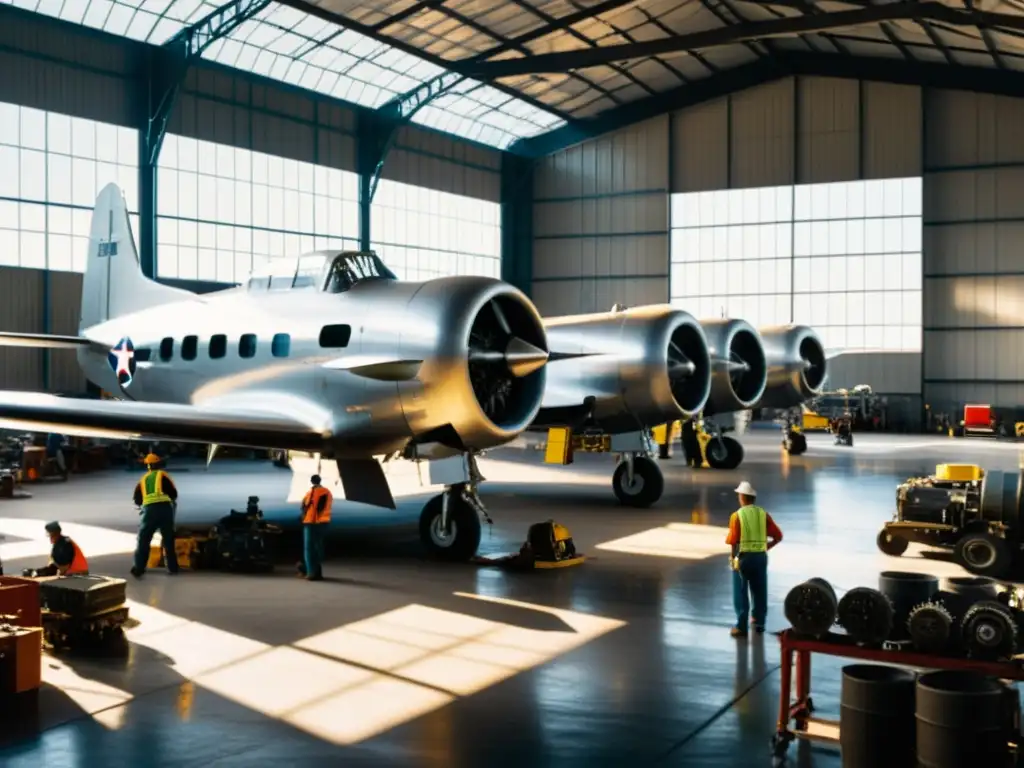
[730,626,747,638]
[130,566,143,580]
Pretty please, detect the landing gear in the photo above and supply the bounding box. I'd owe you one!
[612,454,664,507]
[701,419,744,470]
[418,453,490,562]
[706,435,744,470]
[783,428,807,456]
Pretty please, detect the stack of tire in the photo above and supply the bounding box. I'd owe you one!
[784,573,1023,660]
[840,665,1020,767]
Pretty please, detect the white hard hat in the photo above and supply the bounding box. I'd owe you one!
[734,481,757,496]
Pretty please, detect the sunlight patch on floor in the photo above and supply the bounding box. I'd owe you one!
[0,517,138,562]
[595,522,729,560]
[40,590,624,746]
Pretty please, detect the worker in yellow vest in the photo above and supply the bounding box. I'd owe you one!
[298,474,332,581]
[725,481,783,637]
[130,453,179,578]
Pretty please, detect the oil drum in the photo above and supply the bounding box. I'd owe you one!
[839,664,916,768]
[878,571,938,641]
[784,577,837,637]
[916,671,1012,767]
[941,576,999,618]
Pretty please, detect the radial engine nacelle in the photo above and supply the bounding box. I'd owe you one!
[755,325,827,409]
[541,305,712,431]
[699,318,769,416]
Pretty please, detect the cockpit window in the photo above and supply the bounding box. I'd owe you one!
[325,252,397,294]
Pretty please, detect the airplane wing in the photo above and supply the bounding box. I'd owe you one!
[0,391,333,453]
[0,332,107,352]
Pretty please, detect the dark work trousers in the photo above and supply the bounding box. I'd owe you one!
[303,523,328,579]
[134,501,179,574]
[732,551,768,631]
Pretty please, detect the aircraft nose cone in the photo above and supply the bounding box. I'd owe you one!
[505,336,548,378]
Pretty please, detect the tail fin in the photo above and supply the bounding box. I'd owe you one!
[79,184,187,331]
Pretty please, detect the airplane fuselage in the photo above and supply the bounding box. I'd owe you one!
[77,275,547,457]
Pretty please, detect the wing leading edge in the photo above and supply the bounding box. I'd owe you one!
[0,392,333,453]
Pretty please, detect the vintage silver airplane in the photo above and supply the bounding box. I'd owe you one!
[530,310,827,508]
[0,183,724,562]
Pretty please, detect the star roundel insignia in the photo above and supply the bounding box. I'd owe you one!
[107,337,137,388]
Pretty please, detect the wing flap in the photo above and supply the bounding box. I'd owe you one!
[0,392,331,452]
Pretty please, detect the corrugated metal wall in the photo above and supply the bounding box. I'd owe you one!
[0,268,44,391]
[534,77,928,405]
[922,90,1024,415]
[384,125,502,202]
[532,116,669,315]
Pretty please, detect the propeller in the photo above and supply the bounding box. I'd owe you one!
[468,298,548,422]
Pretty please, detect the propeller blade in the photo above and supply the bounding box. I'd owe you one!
[668,359,696,378]
[489,299,512,336]
[469,349,505,363]
[504,336,548,378]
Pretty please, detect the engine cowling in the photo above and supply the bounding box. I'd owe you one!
[756,325,827,409]
[542,305,712,431]
[700,318,768,416]
[402,277,548,451]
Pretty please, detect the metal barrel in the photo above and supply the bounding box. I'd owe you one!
[784,577,837,637]
[916,671,1012,767]
[941,576,998,617]
[879,571,938,641]
[839,664,916,768]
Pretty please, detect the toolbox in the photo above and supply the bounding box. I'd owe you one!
[149,536,200,570]
[39,575,127,617]
[0,625,42,695]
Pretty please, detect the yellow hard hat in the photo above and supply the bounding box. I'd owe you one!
[143,453,161,465]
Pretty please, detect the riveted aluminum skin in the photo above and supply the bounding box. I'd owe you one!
[699,318,768,416]
[539,305,712,433]
[756,324,827,409]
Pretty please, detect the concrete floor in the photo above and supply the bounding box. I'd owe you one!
[0,430,1019,767]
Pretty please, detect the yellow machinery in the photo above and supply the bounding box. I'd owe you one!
[472,520,585,570]
[801,412,831,431]
[934,463,983,482]
[542,427,617,465]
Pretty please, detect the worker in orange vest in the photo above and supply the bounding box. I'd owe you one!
[298,474,332,581]
[31,521,89,577]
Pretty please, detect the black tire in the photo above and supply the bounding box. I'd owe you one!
[961,600,1019,659]
[706,436,744,470]
[954,532,1012,578]
[418,492,482,562]
[877,529,908,557]
[612,456,664,508]
[784,431,807,456]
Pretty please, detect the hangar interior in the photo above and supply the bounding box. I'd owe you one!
[3,2,1024,766]
[0,0,1023,426]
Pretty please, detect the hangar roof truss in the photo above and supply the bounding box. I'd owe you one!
[6,0,1024,154]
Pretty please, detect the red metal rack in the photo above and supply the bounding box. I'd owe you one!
[772,629,1024,765]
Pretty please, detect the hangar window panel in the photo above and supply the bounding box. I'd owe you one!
[370,178,500,282]
[670,176,922,353]
[0,100,138,272]
[157,134,358,284]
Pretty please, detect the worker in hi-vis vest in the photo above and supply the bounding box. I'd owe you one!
[725,481,783,637]
[298,474,332,581]
[130,453,179,578]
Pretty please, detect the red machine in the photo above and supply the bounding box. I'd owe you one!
[962,404,997,438]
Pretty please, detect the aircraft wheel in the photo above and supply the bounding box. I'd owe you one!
[706,436,744,470]
[784,431,807,456]
[955,532,1012,579]
[612,456,663,508]
[877,528,908,556]
[419,492,482,562]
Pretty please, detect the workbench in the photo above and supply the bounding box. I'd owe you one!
[772,628,1024,765]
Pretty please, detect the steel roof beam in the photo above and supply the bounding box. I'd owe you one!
[276,0,574,122]
[466,2,1024,77]
[509,50,1024,157]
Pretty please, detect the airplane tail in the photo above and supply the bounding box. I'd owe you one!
[80,183,186,331]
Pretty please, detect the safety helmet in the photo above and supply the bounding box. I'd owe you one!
[143,453,161,466]
[44,521,61,534]
[734,481,757,497]
[311,475,321,485]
